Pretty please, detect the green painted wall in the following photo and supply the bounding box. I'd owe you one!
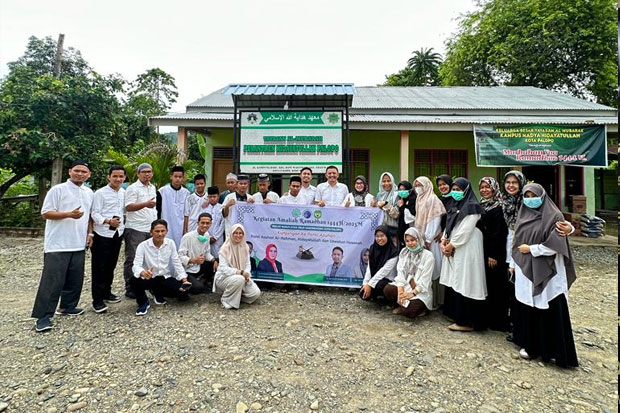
[204,128,234,186]
[408,130,494,197]
[350,130,400,194]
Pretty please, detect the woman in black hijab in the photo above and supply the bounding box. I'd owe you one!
[359,225,400,301]
[510,183,578,368]
[396,180,416,249]
[439,177,487,331]
[435,175,453,234]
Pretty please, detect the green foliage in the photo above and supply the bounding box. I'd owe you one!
[607,160,617,170]
[384,48,442,86]
[0,169,38,227]
[0,36,180,198]
[104,141,195,189]
[440,0,618,107]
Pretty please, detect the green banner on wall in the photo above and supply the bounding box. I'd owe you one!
[474,125,607,167]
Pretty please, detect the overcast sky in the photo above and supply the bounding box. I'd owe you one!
[1,0,476,113]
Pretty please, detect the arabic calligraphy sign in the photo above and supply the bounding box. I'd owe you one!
[240,111,343,173]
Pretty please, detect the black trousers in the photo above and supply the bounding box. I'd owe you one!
[186,261,215,294]
[32,250,85,320]
[122,228,150,292]
[91,232,123,304]
[130,276,188,306]
[358,277,391,301]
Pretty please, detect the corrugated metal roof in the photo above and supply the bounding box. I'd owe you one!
[352,86,611,111]
[150,112,617,125]
[186,85,615,112]
[221,83,356,96]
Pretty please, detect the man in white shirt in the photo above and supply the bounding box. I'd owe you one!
[90,165,126,313]
[32,160,94,332]
[279,176,306,204]
[157,165,190,249]
[183,174,208,233]
[131,219,192,316]
[204,186,224,258]
[222,174,254,238]
[178,213,219,293]
[314,165,349,206]
[299,167,317,205]
[253,173,280,204]
[123,163,157,299]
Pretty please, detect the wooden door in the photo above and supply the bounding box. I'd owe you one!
[212,159,233,193]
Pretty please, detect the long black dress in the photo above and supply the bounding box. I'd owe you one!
[479,204,510,331]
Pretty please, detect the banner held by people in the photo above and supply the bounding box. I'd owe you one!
[232,203,383,287]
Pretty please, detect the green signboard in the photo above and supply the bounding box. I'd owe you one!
[240,111,342,174]
[474,125,607,167]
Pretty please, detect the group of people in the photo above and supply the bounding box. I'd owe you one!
[31,161,579,368]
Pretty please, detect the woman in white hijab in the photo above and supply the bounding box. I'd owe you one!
[213,223,261,309]
[376,172,400,243]
[383,228,435,319]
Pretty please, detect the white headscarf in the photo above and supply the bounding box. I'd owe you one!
[414,176,446,237]
[377,172,397,205]
[219,223,249,270]
[397,227,424,277]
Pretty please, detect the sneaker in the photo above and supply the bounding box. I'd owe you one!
[55,307,85,316]
[153,296,167,305]
[519,348,532,360]
[104,294,121,303]
[125,290,136,299]
[35,318,53,332]
[136,300,150,316]
[92,302,108,313]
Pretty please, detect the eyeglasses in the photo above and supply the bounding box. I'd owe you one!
[139,171,153,174]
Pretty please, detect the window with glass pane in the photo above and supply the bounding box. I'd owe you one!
[339,149,370,188]
[414,149,468,180]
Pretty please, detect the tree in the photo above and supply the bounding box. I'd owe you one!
[440,0,618,107]
[130,68,178,114]
[383,48,442,86]
[407,48,442,86]
[8,35,90,78]
[0,38,122,198]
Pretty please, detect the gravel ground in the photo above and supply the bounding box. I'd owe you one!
[0,237,617,413]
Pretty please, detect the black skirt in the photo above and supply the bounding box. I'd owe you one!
[485,262,511,332]
[513,294,579,368]
[442,286,487,330]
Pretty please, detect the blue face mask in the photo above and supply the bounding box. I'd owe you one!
[450,190,465,201]
[197,234,209,243]
[523,197,543,209]
[406,245,422,253]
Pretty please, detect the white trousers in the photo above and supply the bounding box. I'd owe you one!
[215,275,261,309]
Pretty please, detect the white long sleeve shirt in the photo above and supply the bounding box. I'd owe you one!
[342,193,374,207]
[279,193,308,204]
[213,253,252,292]
[314,182,349,206]
[91,185,125,237]
[299,185,317,205]
[124,180,157,233]
[362,257,398,288]
[132,238,187,281]
[514,244,569,309]
[184,192,209,233]
[393,249,435,310]
[177,230,215,274]
[252,191,280,204]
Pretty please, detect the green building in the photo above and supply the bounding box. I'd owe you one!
[149,84,618,215]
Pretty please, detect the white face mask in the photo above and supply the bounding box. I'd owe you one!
[414,187,423,195]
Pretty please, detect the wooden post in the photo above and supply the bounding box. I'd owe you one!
[50,34,65,186]
[177,127,188,163]
[399,130,410,182]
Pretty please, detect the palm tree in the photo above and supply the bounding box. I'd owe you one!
[407,48,442,86]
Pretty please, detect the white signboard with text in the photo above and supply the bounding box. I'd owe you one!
[240,111,343,174]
